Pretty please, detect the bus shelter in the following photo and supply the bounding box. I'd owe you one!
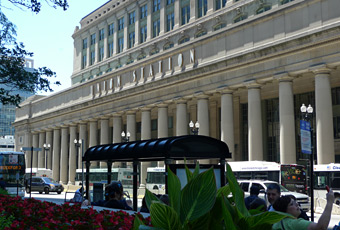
[82,135,231,211]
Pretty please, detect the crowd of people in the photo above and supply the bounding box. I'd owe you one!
[245,183,335,230]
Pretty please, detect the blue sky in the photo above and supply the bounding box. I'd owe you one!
[2,0,109,95]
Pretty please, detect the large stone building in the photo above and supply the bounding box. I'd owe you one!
[14,0,340,185]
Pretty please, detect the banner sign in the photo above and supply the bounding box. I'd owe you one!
[300,120,312,154]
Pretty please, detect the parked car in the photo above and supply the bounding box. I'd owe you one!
[238,180,310,212]
[26,177,64,194]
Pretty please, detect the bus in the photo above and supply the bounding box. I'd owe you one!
[25,168,52,178]
[228,161,308,194]
[145,167,166,194]
[0,151,26,197]
[313,163,340,204]
[75,167,134,188]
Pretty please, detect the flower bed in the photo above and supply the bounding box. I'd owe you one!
[0,195,150,229]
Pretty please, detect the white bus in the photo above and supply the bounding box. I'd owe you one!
[0,151,26,197]
[146,167,166,194]
[228,161,308,194]
[25,168,52,178]
[313,163,340,204]
[75,167,134,188]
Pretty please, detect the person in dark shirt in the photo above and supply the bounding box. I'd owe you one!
[0,178,5,190]
[103,182,131,210]
[245,185,265,210]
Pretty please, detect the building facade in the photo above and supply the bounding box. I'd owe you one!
[14,0,340,185]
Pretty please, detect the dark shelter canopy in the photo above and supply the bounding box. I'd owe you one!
[83,135,231,162]
[83,135,231,211]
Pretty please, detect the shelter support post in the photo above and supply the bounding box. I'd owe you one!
[220,158,226,186]
[85,161,91,200]
[107,161,112,185]
[164,158,171,194]
[133,161,138,211]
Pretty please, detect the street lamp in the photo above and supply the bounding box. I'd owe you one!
[300,103,314,221]
[121,131,131,142]
[43,143,50,169]
[189,121,200,135]
[74,139,84,199]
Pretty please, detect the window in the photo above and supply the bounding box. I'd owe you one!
[163,42,174,50]
[129,11,135,25]
[90,51,95,65]
[140,25,147,43]
[167,12,175,32]
[213,23,226,31]
[195,30,207,38]
[82,38,88,49]
[256,4,272,14]
[129,32,135,48]
[167,0,174,5]
[178,36,189,44]
[108,23,114,36]
[181,5,190,25]
[137,53,146,60]
[82,54,87,68]
[215,0,227,10]
[99,28,105,41]
[118,17,124,31]
[99,46,104,61]
[334,116,340,139]
[140,4,147,19]
[281,0,294,5]
[153,19,160,38]
[153,0,160,12]
[150,47,159,56]
[198,0,207,18]
[91,33,96,45]
[118,37,124,53]
[234,14,247,23]
[108,41,114,57]
[332,87,340,105]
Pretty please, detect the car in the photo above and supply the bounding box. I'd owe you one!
[26,177,64,194]
[238,180,310,212]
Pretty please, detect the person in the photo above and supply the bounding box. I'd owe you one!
[0,178,5,190]
[272,189,334,230]
[249,197,267,211]
[267,183,281,211]
[245,185,262,210]
[286,194,309,221]
[102,182,126,209]
[71,186,85,203]
[140,196,149,213]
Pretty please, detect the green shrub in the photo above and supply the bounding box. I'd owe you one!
[0,211,14,230]
[0,188,9,196]
[134,162,289,230]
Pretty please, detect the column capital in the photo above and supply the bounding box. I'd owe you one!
[243,80,262,89]
[194,91,210,100]
[274,72,294,82]
[309,64,332,75]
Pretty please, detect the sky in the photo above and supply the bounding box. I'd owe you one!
[2,0,109,95]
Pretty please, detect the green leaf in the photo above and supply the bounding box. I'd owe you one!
[167,166,181,215]
[244,211,291,228]
[221,195,238,230]
[180,168,217,223]
[189,212,212,230]
[150,202,182,230]
[206,196,225,230]
[145,189,161,211]
[185,164,193,183]
[192,161,200,179]
[138,226,164,230]
[133,215,146,230]
[217,184,231,198]
[226,162,249,217]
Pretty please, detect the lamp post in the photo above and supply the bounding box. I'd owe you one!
[300,103,314,221]
[43,143,50,169]
[74,139,84,198]
[189,121,200,135]
[121,131,131,142]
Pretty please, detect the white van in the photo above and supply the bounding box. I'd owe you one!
[238,180,310,212]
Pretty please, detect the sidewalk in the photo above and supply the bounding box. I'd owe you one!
[308,212,340,229]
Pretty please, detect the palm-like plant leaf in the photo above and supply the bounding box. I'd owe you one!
[150,202,182,230]
[167,166,181,214]
[180,168,217,224]
[145,189,161,211]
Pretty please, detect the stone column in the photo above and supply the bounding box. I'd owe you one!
[173,0,180,29]
[134,3,140,46]
[123,11,128,51]
[38,132,46,168]
[60,127,69,184]
[189,0,197,22]
[113,16,118,55]
[46,130,53,169]
[159,0,165,35]
[86,33,91,67]
[89,120,99,168]
[158,105,168,138]
[207,0,214,15]
[313,66,335,164]
[100,118,110,168]
[52,128,61,181]
[68,125,77,185]
[32,133,39,168]
[127,113,136,141]
[103,21,108,59]
[278,75,296,164]
[78,123,87,169]
[95,28,99,63]
[176,100,188,136]
[221,91,235,160]
[141,108,152,185]
[112,115,122,168]
[247,84,263,161]
[197,95,209,136]
[146,1,152,40]
[24,132,32,169]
